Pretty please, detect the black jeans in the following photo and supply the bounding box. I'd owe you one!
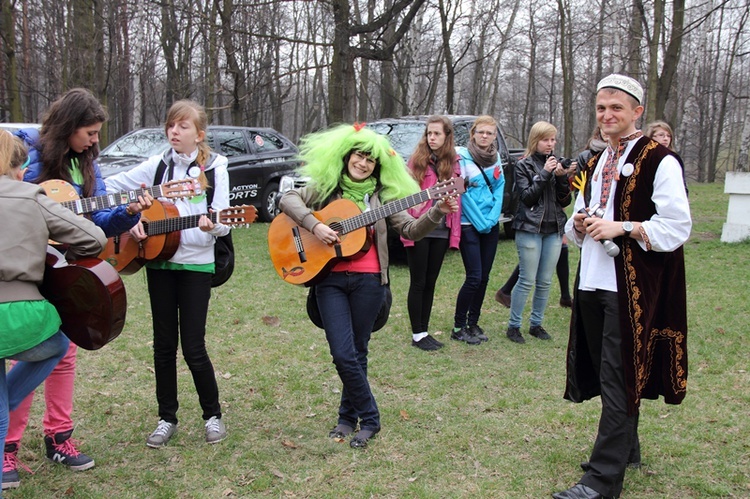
[578,290,639,498]
[405,237,449,334]
[146,268,221,424]
[454,224,499,328]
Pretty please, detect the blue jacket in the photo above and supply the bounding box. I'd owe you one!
[457,147,505,233]
[15,128,138,238]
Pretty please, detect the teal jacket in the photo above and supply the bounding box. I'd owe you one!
[457,146,505,233]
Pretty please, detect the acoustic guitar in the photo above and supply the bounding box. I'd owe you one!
[41,178,196,214]
[268,177,465,285]
[41,245,127,350]
[100,200,257,274]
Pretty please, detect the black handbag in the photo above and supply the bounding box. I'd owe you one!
[306,284,392,332]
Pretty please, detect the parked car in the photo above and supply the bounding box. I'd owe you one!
[98,126,300,221]
[277,115,519,237]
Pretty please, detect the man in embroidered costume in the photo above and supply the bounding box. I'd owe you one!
[553,74,692,499]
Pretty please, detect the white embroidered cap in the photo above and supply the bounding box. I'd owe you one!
[596,74,644,104]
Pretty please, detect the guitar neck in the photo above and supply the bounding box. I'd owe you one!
[61,185,169,215]
[336,190,433,235]
[144,212,218,236]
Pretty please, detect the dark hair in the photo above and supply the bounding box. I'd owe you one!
[36,88,108,196]
[410,116,456,183]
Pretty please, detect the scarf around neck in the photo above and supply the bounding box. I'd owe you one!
[468,139,498,168]
[172,148,199,169]
[340,174,377,211]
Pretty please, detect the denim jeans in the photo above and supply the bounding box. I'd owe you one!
[454,224,499,328]
[2,331,69,485]
[509,230,563,329]
[315,272,385,431]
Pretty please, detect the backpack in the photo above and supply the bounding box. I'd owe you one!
[153,153,234,287]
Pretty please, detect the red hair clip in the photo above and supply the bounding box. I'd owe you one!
[353,122,367,132]
[388,148,396,156]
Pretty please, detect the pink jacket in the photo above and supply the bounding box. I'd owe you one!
[401,156,462,249]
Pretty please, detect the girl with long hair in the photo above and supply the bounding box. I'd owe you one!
[105,100,230,448]
[5,89,148,487]
[402,116,462,351]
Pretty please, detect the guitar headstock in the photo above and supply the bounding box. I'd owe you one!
[427,177,466,200]
[218,205,258,227]
[161,179,198,199]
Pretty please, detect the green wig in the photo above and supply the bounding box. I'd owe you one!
[296,123,419,203]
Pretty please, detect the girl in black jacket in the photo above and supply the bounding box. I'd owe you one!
[505,121,571,344]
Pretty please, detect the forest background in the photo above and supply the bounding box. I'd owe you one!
[1,0,750,184]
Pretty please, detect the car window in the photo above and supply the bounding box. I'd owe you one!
[213,129,249,157]
[368,123,424,160]
[453,122,472,148]
[250,131,284,153]
[101,130,167,157]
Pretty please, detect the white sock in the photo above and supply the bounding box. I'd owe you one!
[412,332,428,342]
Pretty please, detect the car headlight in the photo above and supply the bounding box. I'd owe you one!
[278,175,297,194]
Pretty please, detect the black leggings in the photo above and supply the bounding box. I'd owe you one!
[146,268,221,424]
[405,238,450,334]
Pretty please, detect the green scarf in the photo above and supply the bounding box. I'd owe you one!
[340,174,377,211]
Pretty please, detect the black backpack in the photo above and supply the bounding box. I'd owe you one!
[153,153,234,287]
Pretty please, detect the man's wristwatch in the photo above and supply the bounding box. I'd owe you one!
[622,221,634,238]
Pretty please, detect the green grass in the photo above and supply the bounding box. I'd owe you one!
[8,182,749,498]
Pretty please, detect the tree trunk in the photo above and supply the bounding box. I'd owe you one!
[557,0,573,156]
[438,0,455,114]
[0,0,22,120]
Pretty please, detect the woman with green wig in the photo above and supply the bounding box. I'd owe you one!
[279,123,457,449]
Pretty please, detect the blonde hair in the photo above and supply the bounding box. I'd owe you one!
[0,132,28,176]
[165,100,211,189]
[645,120,675,150]
[469,115,498,140]
[525,121,558,157]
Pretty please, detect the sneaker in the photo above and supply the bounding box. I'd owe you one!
[529,325,552,340]
[451,326,481,345]
[2,443,23,490]
[412,334,442,351]
[146,420,177,448]
[469,325,488,342]
[428,335,444,348]
[494,289,511,308]
[506,326,526,344]
[44,430,95,471]
[205,416,227,444]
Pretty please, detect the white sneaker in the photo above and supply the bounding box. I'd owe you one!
[146,420,177,448]
[205,416,227,444]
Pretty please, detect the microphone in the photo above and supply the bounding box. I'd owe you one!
[578,203,620,257]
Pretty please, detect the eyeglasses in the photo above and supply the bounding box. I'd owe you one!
[352,150,377,168]
[20,156,30,171]
[475,130,495,137]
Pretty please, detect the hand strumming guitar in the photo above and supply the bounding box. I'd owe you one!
[313,222,340,245]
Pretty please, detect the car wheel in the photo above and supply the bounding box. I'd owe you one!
[261,181,280,222]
